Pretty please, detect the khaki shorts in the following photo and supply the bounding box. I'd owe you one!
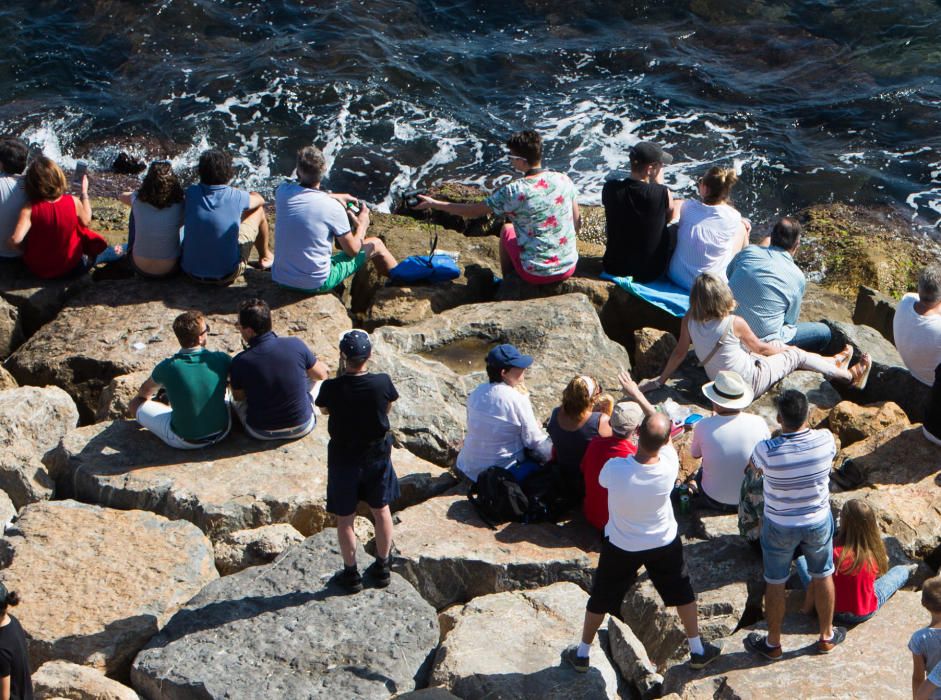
[238,217,260,262]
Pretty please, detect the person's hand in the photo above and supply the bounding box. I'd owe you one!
[618,369,639,395]
[127,395,145,418]
[743,218,752,234]
[413,194,441,211]
[356,203,370,228]
[81,174,89,198]
[330,192,355,205]
[637,377,663,393]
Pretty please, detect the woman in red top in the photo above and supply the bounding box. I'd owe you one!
[8,156,105,279]
[796,499,914,624]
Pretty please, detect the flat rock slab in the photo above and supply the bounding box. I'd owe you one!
[621,535,764,670]
[371,294,632,465]
[5,272,350,421]
[393,491,598,610]
[0,500,216,677]
[663,590,922,698]
[32,660,140,700]
[0,266,92,339]
[131,529,439,699]
[430,583,620,699]
[49,420,454,541]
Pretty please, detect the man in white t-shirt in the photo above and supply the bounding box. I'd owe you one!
[272,146,396,293]
[893,265,941,444]
[564,413,722,674]
[0,137,28,259]
[689,370,770,512]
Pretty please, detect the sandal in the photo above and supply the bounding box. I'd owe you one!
[833,344,853,371]
[849,353,872,390]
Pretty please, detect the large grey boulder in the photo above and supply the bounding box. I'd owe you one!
[663,590,922,698]
[131,529,439,699]
[0,500,216,677]
[853,285,897,343]
[620,535,763,670]
[371,294,632,465]
[0,447,53,510]
[48,420,453,541]
[0,365,17,390]
[32,660,140,700]
[392,491,597,610]
[429,583,620,699]
[5,273,351,421]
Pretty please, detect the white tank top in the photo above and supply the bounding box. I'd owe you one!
[688,316,756,382]
[668,199,743,290]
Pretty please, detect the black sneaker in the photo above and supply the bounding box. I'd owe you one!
[336,566,363,593]
[816,626,847,654]
[744,632,782,661]
[365,557,392,588]
[689,641,723,669]
[562,646,589,673]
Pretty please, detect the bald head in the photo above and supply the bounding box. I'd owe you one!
[638,413,672,453]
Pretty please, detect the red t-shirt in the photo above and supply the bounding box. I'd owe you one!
[580,435,636,530]
[833,545,878,616]
[23,197,84,279]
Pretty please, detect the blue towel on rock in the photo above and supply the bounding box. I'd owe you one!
[600,272,690,318]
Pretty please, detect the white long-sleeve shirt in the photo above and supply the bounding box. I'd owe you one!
[456,382,552,482]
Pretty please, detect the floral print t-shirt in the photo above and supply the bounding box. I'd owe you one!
[485,171,579,277]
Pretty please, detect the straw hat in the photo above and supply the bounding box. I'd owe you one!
[701,370,754,410]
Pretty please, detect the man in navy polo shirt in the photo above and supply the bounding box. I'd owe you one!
[230,298,328,440]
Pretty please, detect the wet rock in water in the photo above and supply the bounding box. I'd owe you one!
[131,529,439,699]
[0,365,16,390]
[0,265,93,340]
[429,583,619,699]
[620,535,763,671]
[0,447,54,510]
[0,385,79,454]
[0,500,216,677]
[663,590,922,698]
[111,152,147,175]
[370,294,632,465]
[853,285,897,343]
[32,660,140,700]
[828,400,909,448]
[50,420,453,541]
[5,273,350,422]
[633,328,678,380]
[0,296,23,358]
[392,492,598,610]
[95,371,149,422]
[213,523,305,576]
[607,617,663,700]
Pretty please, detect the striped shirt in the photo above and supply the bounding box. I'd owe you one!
[727,245,806,343]
[752,428,835,528]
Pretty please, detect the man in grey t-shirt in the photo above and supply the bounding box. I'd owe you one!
[272,146,396,293]
[0,137,28,259]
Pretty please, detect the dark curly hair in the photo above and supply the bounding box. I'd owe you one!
[198,148,234,186]
[137,161,184,209]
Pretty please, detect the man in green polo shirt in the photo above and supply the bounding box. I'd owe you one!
[128,310,232,449]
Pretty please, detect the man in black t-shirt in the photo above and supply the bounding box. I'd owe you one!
[602,141,682,282]
[0,583,33,700]
[315,330,400,593]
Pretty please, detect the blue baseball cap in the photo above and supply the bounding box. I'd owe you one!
[485,343,533,369]
[339,330,372,361]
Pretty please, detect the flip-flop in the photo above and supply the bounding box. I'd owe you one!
[850,353,872,390]
[833,344,853,371]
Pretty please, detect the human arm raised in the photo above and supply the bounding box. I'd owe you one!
[617,369,657,417]
[413,194,491,219]
[72,174,92,226]
[638,314,693,392]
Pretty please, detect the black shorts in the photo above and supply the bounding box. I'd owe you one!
[326,434,400,516]
[587,535,695,616]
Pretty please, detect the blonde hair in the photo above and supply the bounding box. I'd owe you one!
[700,166,738,205]
[834,499,888,576]
[688,273,736,323]
[24,156,68,203]
[593,393,615,416]
[561,376,597,418]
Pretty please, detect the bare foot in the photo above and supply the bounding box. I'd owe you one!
[259,254,274,270]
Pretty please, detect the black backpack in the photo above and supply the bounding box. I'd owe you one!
[520,462,570,524]
[468,467,529,528]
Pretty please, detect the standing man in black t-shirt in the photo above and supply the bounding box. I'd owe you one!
[602,141,682,282]
[0,583,33,700]
[315,330,400,593]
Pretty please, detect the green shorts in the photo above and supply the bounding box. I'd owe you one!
[278,250,368,294]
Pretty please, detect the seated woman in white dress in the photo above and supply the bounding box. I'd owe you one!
[641,273,871,399]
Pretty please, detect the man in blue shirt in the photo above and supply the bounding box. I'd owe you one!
[182,149,274,283]
[726,217,832,352]
[230,298,328,440]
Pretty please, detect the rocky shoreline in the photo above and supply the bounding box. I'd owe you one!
[0,184,937,699]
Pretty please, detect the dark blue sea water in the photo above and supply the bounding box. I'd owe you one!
[1,0,939,231]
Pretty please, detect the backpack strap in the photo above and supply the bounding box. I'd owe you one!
[467,481,499,530]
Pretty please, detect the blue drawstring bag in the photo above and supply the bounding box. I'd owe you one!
[388,233,460,285]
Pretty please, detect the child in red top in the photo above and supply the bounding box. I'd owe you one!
[796,499,914,624]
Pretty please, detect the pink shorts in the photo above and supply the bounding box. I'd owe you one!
[501,224,576,285]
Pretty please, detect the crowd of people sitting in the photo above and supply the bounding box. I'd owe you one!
[0,126,940,695]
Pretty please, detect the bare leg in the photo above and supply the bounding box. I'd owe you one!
[800,578,817,615]
[814,574,836,640]
[765,582,787,647]
[580,610,605,646]
[363,237,397,276]
[336,513,357,568]
[370,505,394,559]
[676,601,700,638]
[254,210,273,268]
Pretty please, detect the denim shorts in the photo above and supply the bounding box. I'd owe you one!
[761,513,834,584]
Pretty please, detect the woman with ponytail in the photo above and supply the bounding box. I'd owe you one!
[668,166,749,291]
[0,583,32,700]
